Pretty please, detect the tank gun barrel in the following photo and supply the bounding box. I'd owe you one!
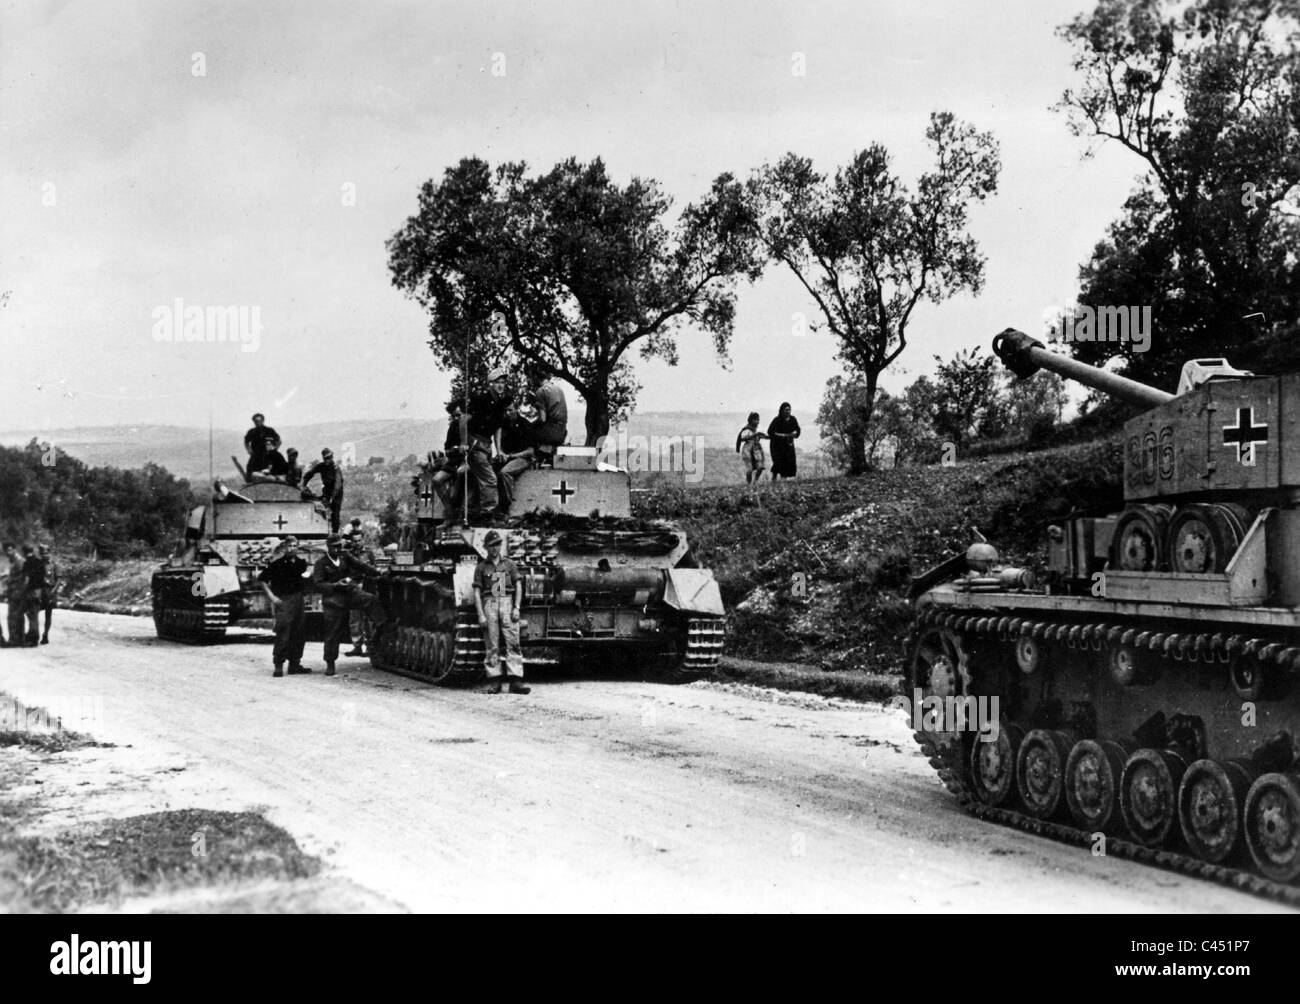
[992,328,1174,409]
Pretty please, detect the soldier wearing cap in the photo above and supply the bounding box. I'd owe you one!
[312,532,388,676]
[465,369,512,523]
[303,447,345,532]
[473,529,529,694]
[259,536,311,677]
[244,412,282,476]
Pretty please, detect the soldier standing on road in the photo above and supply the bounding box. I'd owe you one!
[345,521,370,657]
[37,544,57,645]
[312,533,388,677]
[1,543,22,647]
[473,530,529,694]
[259,536,311,678]
[21,545,46,646]
[302,447,345,533]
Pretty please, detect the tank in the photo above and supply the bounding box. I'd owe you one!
[907,328,1300,900]
[152,476,333,642]
[370,445,725,684]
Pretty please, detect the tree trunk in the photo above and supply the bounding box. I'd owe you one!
[584,387,611,447]
[846,373,879,475]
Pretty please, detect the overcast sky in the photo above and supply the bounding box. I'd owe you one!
[0,0,1142,436]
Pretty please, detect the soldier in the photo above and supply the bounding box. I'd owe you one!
[259,536,311,677]
[21,545,45,646]
[285,447,304,487]
[37,544,57,645]
[344,520,370,657]
[244,413,282,476]
[302,447,345,533]
[528,376,569,463]
[473,530,529,694]
[312,533,388,676]
[495,404,537,516]
[3,543,26,647]
[429,400,469,521]
[465,370,511,523]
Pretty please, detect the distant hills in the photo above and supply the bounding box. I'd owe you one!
[0,411,829,486]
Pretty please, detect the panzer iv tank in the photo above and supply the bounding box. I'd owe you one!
[152,476,333,642]
[370,445,725,684]
[909,328,1300,900]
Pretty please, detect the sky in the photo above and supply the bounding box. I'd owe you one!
[0,0,1143,437]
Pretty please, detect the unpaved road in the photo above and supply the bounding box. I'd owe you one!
[0,609,1285,912]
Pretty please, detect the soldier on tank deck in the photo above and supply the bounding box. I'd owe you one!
[259,536,311,677]
[303,448,345,533]
[244,413,282,476]
[312,533,388,676]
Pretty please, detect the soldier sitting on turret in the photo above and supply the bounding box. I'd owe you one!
[494,403,538,517]
[244,413,282,476]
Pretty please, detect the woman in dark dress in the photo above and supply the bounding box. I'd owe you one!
[767,402,801,479]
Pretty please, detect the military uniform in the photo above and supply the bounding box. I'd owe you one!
[21,553,45,645]
[312,549,386,673]
[3,552,24,647]
[303,458,345,532]
[530,379,569,452]
[39,553,58,645]
[473,552,523,681]
[466,389,510,518]
[259,551,310,674]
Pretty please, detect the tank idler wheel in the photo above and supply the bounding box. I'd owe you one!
[1243,773,1300,882]
[1121,748,1187,847]
[970,723,1023,807]
[1178,759,1256,864]
[1016,729,1074,819]
[1065,739,1130,833]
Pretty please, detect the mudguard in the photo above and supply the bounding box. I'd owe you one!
[197,565,242,600]
[662,568,724,616]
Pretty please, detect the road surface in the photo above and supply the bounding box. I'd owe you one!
[0,609,1285,912]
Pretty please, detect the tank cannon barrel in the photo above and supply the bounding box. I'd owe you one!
[992,328,1174,409]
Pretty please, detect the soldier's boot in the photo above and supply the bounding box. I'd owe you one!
[288,663,311,675]
[508,679,531,695]
[40,636,49,645]
[325,662,336,677]
[273,663,284,678]
[485,678,503,694]
[345,647,364,657]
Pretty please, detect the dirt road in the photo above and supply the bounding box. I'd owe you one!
[0,610,1285,912]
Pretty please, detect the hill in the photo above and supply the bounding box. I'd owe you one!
[635,438,1124,680]
[0,411,828,488]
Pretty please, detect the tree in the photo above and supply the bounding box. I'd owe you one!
[1002,368,1068,441]
[1059,0,1300,388]
[928,348,1005,450]
[387,157,763,444]
[817,376,879,471]
[744,112,1000,473]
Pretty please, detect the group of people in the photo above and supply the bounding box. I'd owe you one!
[2,542,57,647]
[243,413,346,532]
[735,403,802,484]
[425,370,569,523]
[256,525,529,693]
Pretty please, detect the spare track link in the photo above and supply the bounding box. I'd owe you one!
[680,616,725,680]
[909,607,1300,906]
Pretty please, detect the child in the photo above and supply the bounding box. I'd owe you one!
[735,412,768,485]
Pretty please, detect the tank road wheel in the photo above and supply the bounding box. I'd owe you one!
[1179,759,1255,864]
[1016,729,1073,819]
[1111,505,1172,571]
[1065,739,1129,833]
[1120,748,1187,847]
[1166,503,1249,575]
[1243,773,1300,882]
[970,722,1023,806]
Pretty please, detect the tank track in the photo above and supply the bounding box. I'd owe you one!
[910,607,1300,906]
[152,597,230,643]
